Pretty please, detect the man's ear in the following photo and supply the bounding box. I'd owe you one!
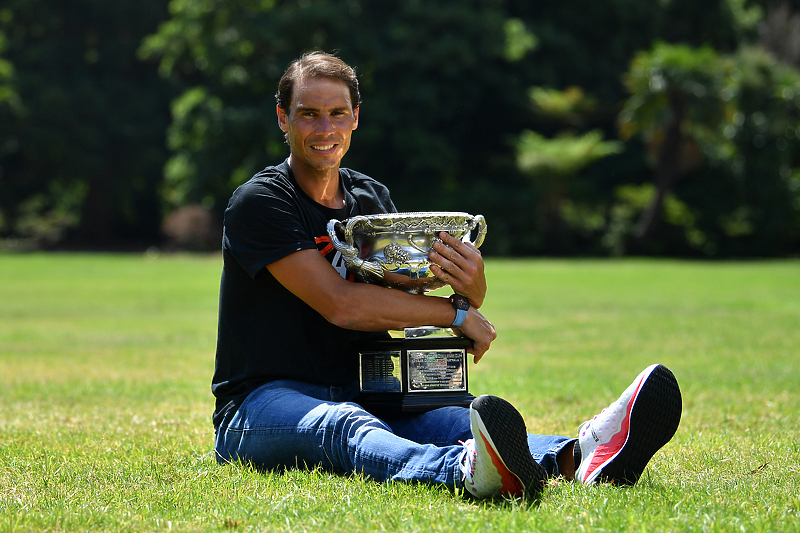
[352,105,359,130]
[277,104,288,131]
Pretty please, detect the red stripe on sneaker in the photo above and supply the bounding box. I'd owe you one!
[479,430,524,496]
[584,373,647,478]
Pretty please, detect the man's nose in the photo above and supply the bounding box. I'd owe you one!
[316,114,334,133]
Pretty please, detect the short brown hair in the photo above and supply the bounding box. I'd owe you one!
[275,51,361,113]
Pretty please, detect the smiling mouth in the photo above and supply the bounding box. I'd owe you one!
[311,144,336,151]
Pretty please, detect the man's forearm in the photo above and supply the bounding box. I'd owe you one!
[326,282,456,332]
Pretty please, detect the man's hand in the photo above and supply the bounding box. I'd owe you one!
[456,307,496,364]
[429,231,487,308]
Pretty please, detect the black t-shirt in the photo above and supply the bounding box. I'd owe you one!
[212,160,396,427]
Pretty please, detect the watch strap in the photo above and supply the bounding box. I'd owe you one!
[451,308,468,328]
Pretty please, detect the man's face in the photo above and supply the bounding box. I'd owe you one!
[277,77,359,175]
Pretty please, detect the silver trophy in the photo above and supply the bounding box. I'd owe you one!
[327,212,487,412]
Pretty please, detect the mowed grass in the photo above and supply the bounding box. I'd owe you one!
[1,253,799,532]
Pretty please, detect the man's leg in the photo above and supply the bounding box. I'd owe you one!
[528,434,577,478]
[214,364,681,494]
[384,403,576,496]
[214,380,465,487]
[383,406,575,478]
[379,406,472,446]
[556,442,577,479]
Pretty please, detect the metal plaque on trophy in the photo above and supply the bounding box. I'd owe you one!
[327,212,487,413]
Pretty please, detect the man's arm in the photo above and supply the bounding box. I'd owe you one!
[266,248,497,362]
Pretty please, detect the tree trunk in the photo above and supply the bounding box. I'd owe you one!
[635,93,685,242]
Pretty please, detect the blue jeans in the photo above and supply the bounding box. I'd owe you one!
[214,379,575,491]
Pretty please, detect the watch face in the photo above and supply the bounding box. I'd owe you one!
[451,295,470,310]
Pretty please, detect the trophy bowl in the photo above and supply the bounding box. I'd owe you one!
[326,212,487,294]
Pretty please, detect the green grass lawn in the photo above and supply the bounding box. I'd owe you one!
[1,253,798,532]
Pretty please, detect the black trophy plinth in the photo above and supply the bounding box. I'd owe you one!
[356,327,475,413]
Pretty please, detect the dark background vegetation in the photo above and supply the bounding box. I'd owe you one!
[1,0,799,257]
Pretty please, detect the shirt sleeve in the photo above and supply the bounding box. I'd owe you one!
[222,176,314,279]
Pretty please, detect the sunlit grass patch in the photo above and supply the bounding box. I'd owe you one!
[1,254,798,532]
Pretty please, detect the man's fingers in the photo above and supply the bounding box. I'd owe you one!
[433,232,481,274]
[430,252,460,279]
[430,264,460,292]
[429,231,487,308]
[467,342,487,364]
[438,231,480,259]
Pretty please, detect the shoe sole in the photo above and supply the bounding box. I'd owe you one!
[471,395,548,498]
[596,364,682,485]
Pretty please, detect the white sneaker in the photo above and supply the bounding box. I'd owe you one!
[460,395,547,499]
[575,364,682,485]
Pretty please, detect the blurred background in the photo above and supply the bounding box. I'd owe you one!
[1,0,799,257]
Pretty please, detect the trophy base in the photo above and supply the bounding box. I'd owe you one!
[357,391,476,413]
[356,327,475,413]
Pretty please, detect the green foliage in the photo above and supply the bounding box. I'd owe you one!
[701,46,800,254]
[140,0,530,223]
[0,0,173,247]
[615,42,800,255]
[599,184,706,255]
[517,130,623,177]
[512,85,624,256]
[0,23,18,110]
[507,0,758,105]
[528,87,599,129]
[497,0,781,256]
[13,180,87,249]
[503,18,538,62]
[0,21,21,221]
[619,43,731,145]
[526,40,800,257]
[1,0,799,256]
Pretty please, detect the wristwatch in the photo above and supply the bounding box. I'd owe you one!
[449,294,470,328]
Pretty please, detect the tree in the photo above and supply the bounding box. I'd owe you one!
[0,22,20,240]
[0,0,172,249]
[140,0,547,253]
[617,42,800,256]
[513,87,623,254]
[695,46,800,255]
[618,43,732,243]
[502,0,764,255]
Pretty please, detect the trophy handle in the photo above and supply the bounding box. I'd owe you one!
[327,217,385,280]
[327,218,357,257]
[463,214,487,249]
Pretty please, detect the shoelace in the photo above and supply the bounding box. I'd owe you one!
[459,439,476,481]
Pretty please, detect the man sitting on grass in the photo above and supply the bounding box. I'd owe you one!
[211,51,682,499]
